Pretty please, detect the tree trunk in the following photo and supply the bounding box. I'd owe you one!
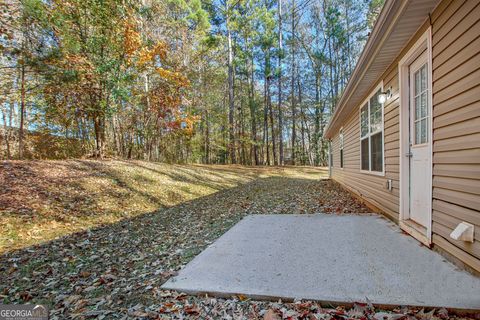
[227,16,236,164]
[263,59,270,166]
[18,64,26,159]
[314,73,321,166]
[249,49,259,165]
[298,73,305,165]
[328,34,335,113]
[112,115,122,157]
[204,109,210,164]
[93,115,105,159]
[290,0,296,165]
[345,2,352,76]
[1,106,11,159]
[268,75,276,165]
[266,50,276,165]
[127,140,133,159]
[277,0,284,165]
[240,80,247,165]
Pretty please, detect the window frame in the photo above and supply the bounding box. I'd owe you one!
[359,82,385,176]
[339,128,344,169]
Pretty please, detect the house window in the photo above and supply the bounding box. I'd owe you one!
[360,88,383,173]
[339,129,344,168]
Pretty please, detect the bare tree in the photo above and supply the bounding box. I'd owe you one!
[226,2,236,164]
[277,0,284,165]
[290,0,297,165]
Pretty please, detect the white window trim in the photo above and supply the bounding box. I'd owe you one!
[398,27,433,246]
[339,128,344,169]
[359,82,385,176]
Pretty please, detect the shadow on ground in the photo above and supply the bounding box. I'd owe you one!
[0,171,371,317]
[0,160,328,252]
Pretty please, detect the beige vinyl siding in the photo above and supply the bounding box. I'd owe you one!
[329,21,432,222]
[331,65,400,222]
[431,0,480,271]
[330,0,480,272]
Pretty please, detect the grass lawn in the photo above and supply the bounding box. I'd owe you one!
[0,160,346,253]
[0,161,468,319]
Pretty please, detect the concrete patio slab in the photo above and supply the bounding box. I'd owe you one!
[162,214,480,310]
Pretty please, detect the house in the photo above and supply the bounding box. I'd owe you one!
[324,0,480,274]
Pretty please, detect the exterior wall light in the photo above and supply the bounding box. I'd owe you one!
[378,87,392,104]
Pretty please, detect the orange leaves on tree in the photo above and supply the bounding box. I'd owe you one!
[123,16,168,67]
[124,20,141,58]
[182,114,200,136]
[156,68,190,87]
[137,43,168,68]
[149,90,181,115]
[63,54,94,74]
[121,11,193,137]
[170,112,200,136]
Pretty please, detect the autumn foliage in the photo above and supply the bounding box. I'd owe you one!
[1,0,381,164]
[1,0,201,160]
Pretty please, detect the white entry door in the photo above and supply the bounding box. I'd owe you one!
[408,51,431,227]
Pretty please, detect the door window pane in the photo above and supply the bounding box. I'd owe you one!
[421,118,428,144]
[420,92,427,118]
[415,96,421,120]
[370,132,383,172]
[415,121,421,144]
[421,65,427,91]
[415,70,420,95]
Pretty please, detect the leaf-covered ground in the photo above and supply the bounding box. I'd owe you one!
[0,161,474,319]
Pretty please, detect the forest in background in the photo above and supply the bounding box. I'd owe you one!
[0,0,383,165]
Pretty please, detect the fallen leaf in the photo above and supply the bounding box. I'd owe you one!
[237,294,249,301]
[264,309,280,320]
